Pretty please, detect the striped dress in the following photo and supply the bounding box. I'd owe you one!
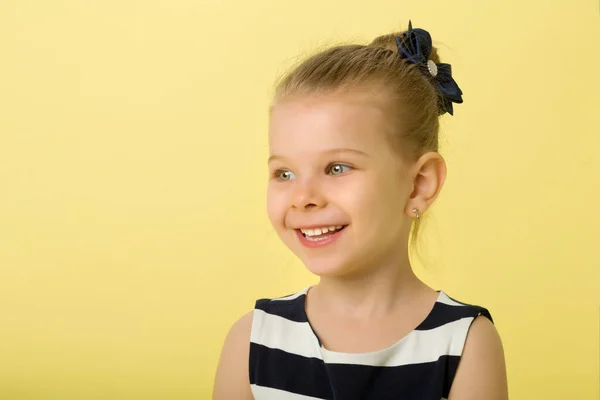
[249,287,493,400]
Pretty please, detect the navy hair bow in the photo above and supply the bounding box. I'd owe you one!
[395,21,463,116]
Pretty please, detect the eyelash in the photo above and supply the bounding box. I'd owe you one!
[326,163,352,175]
[272,169,292,181]
[271,163,353,180]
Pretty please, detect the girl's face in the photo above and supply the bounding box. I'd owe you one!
[267,89,415,278]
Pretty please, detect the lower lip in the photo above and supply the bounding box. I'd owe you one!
[295,227,347,248]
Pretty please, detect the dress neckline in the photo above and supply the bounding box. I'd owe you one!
[299,286,444,358]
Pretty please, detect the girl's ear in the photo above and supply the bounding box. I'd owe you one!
[405,152,447,217]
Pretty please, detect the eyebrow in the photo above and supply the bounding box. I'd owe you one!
[268,148,369,163]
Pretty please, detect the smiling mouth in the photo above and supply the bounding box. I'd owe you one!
[298,225,347,238]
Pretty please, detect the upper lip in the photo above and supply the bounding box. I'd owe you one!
[294,224,348,230]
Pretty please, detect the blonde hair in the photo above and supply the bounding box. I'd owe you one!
[270,28,449,249]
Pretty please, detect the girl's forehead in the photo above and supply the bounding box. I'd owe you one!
[271,89,388,120]
[269,94,391,148]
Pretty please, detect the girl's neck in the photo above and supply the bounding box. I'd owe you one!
[311,255,432,320]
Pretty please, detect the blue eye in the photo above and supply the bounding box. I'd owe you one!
[277,170,296,181]
[328,164,351,176]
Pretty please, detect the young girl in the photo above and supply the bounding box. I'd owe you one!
[213,21,508,400]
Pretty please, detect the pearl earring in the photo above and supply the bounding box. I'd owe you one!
[412,208,421,220]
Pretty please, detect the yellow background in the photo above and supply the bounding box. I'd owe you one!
[1,0,599,398]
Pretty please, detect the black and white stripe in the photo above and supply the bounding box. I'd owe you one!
[249,287,492,400]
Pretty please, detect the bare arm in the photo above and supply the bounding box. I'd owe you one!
[212,311,255,400]
[448,316,509,400]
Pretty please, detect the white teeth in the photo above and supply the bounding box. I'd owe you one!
[300,226,345,237]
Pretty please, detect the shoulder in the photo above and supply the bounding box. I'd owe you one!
[435,291,493,322]
[254,287,310,322]
[230,310,255,339]
[212,311,254,400]
[220,310,255,349]
[213,288,309,399]
[447,304,508,400]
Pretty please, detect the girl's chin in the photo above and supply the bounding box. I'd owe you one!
[301,258,355,279]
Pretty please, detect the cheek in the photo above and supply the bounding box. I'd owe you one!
[266,184,286,227]
[338,174,406,220]
[333,175,384,209]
